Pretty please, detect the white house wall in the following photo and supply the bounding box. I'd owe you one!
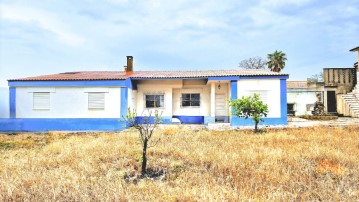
[237,79,281,118]
[135,79,227,117]
[135,80,179,116]
[0,87,9,118]
[16,87,121,118]
[287,91,318,115]
[172,87,210,116]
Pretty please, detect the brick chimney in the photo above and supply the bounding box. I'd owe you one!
[124,56,133,76]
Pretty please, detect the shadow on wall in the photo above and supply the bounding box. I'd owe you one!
[0,87,9,118]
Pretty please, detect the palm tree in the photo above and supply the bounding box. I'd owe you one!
[267,50,287,73]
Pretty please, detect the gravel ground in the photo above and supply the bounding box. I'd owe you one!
[206,117,359,130]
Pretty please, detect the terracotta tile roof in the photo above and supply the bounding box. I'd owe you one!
[130,70,287,79]
[9,71,127,81]
[9,70,288,81]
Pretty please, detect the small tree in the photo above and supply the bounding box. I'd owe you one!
[229,94,269,132]
[239,57,267,70]
[307,72,324,84]
[122,108,162,175]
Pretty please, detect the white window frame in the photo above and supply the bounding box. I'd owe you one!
[144,94,165,108]
[88,92,105,110]
[33,92,50,110]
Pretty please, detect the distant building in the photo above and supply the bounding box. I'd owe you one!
[287,46,359,117]
[287,81,324,116]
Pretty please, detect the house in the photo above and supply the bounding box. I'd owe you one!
[287,81,324,116]
[0,56,289,132]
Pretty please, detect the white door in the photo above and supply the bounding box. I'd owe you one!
[215,94,227,118]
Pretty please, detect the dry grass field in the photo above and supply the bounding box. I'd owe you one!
[0,126,358,201]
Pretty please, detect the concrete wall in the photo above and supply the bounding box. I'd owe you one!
[0,87,9,118]
[287,91,319,116]
[15,87,121,118]
[237,79,281,118]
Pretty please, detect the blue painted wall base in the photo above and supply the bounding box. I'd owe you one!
[0,118,127,132]
[172,116,204,124]
[134,116,172,124]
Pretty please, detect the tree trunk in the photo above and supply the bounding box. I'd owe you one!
[141,139,148,175]
[255,121,259,132]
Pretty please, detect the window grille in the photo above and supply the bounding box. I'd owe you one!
[145,94,164,108]
[181,93,200,107]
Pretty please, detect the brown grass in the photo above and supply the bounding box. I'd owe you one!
[0,126,358,201]
[299,115,338,120]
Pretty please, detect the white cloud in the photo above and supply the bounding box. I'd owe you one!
[0,0,358,82]
[105,0,128,5]
[1,4,85,46]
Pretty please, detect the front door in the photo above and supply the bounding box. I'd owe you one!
[327,91,337,113]
[215,93,228,122]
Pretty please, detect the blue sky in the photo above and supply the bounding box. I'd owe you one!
[0,0,358,86]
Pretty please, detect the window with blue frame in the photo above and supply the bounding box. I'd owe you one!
[181,93,200,107]
[145,94,164,108]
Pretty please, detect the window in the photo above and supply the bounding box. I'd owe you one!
[145,94,164,108]
[287,103,295,116]
[88,92,105,110]
[181,93,200,107]
[33,92,50,110]
[247,90,268,104]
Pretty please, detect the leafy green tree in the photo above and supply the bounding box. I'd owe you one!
[267,50,287,72]
[229,94,269,132]
[122,108,162,175]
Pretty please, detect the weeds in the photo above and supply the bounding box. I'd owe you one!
[0,126,358,201]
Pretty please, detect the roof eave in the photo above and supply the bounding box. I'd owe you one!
[8,78,126,82]
[350,46,359,51]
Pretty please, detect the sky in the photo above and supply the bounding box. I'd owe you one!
[0,0,358,86]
